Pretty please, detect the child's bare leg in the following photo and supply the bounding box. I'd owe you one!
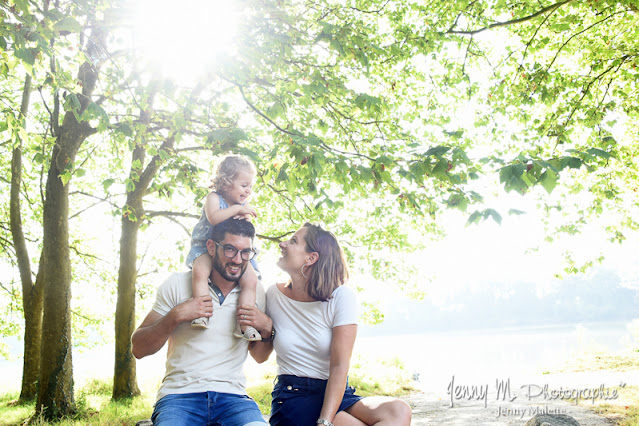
[191,254,213,328]
[234,264,260,340]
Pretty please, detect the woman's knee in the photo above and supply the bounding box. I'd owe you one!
[380,399,412,424]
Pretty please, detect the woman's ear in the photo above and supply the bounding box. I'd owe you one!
[306,252,319,266]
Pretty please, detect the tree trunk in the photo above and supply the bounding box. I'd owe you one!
[36,128,80,418]
[10,74,45,402]
[112,97,158,399]
[112,98,177,398]
[112,144,145,399]
[36,26,104,417]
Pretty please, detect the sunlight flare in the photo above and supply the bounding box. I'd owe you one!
[130,0,239,83]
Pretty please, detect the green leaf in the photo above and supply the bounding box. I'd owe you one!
[499,164,527,193]
[15,48,36,65]
[467,211,482,225]
[14,0,29,13]
[33,152,45,164]
[539,169,558,194]
[486,209,502,224]
[125,178,136,192]
[63,93,81,112]
[562,157,582,169]
[586,148,611,160]
[53,16,83,33]
[116,124,134,137]
[59,171,72,186]
[424,146,450,157]
[103,179,115,191]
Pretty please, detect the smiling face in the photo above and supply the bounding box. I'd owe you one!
[223,169,254,205]
[209,233,252,283]
[277,227,311,275]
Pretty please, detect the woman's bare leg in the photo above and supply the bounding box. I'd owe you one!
[342,396,412,426]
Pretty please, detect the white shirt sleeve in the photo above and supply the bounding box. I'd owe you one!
[330,286,359,327]
[153,273,188,317]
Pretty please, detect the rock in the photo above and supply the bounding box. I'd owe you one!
[135,420,153,426]
[524,414,581,426]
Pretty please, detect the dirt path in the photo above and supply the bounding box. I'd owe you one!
[404,370,639,425]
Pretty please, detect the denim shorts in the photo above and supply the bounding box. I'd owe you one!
[152,391,267,426]
[269,375,363,426]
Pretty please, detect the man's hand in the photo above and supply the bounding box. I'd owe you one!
[132,295,214,359]
[239,305,274,363]
[173,295,213,323]
[237,305,271,338]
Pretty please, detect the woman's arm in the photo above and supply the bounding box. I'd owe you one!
[318,324,358,423]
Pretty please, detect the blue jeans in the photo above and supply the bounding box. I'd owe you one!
[152,391,267,426]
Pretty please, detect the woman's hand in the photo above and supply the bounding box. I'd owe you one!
[237,304,272,338]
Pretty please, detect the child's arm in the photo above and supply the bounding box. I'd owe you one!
[204,193,257,226]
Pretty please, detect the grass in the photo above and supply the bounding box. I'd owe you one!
[0,380,155,426]
[0,354,415,425]
[557,349,639,373]
[558,349,639,426]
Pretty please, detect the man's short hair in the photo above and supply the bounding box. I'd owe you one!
[210,218,255,243]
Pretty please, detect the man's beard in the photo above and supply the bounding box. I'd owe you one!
[212,252,247,283]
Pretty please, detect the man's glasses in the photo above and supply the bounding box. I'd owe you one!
[214,241,256,261]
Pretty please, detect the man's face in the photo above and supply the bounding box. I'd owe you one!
[209,233,252,283]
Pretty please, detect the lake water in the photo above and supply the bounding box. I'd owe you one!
[1,321,636,394]
[354,321,637,392]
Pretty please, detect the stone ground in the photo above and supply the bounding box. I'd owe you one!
[403,370,639,425]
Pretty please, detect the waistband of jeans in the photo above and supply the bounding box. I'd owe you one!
[275,375,328,388]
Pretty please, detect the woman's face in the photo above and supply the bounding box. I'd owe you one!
[277,227,310,274]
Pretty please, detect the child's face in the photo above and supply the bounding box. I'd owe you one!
[224,170,255,205]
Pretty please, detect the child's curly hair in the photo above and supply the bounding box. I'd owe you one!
[210,155,256,193]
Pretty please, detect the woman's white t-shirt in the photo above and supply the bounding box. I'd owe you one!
[266,284,358,380]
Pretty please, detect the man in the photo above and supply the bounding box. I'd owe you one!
[132,218,273,426]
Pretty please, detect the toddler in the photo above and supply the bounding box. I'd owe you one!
[186,155,261,340]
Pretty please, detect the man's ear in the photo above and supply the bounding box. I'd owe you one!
[206,239,216,256]
[306,251,319,266]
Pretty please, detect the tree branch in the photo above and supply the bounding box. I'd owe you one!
[563,55,631,128]
[236,85,301,137]
[145,210,199,220]
[256,231,295,243]
[545,10,619,73]
[447,0,573,36]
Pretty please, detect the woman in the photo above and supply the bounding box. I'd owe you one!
[239,223,412,426]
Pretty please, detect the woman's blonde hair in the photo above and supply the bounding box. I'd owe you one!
[302,223,349,301]
[210,155,256,194]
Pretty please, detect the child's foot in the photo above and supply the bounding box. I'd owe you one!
[192,317,208,329]
[234,324,262,341]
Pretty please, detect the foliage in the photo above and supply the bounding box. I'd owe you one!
[0,0,638,417]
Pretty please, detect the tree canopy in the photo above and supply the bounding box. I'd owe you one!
[0,0,637,419]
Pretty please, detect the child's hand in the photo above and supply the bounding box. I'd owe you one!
[234,205,258,220]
